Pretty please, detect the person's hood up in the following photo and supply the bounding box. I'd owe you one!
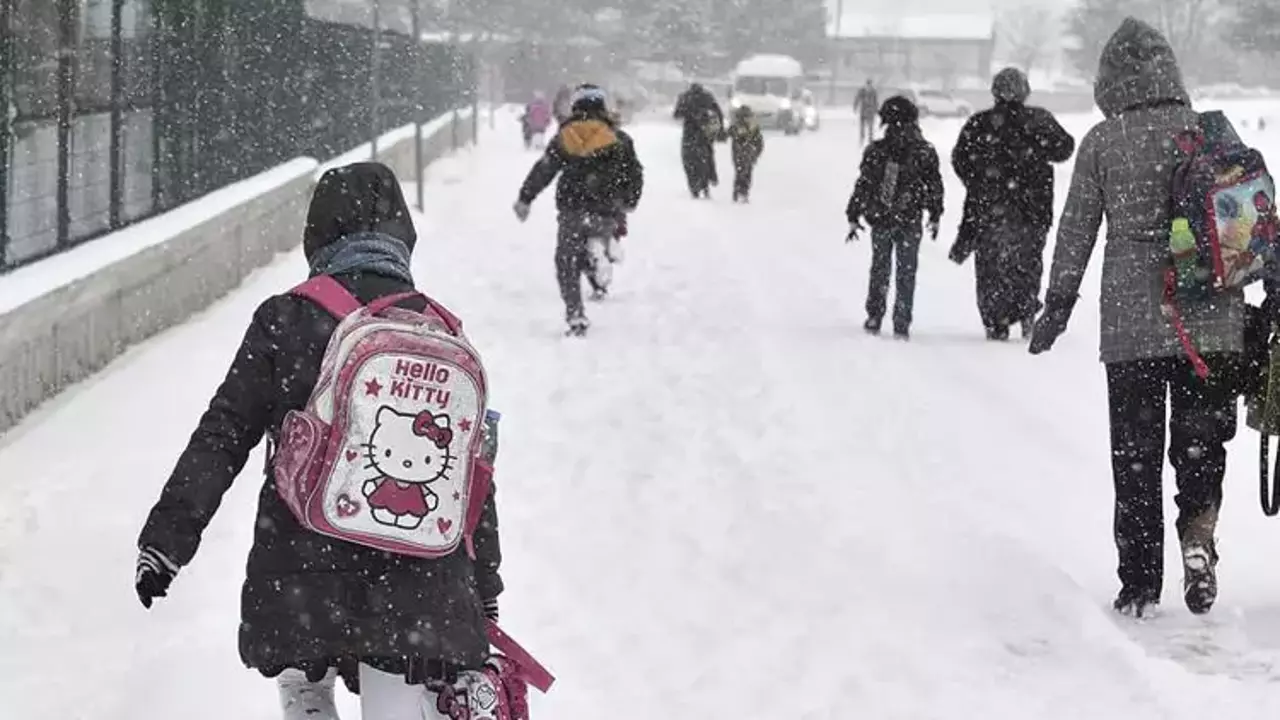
[558,118,620,158]
[303,162,416,263]
[1093,17,1189,118]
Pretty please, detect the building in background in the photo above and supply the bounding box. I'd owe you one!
[826,13,995,90]
[1,0,471,272]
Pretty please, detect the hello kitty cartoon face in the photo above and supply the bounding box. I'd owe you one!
[363,406,455,485]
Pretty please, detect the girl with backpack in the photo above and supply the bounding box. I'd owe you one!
[1029,18,1280,619]
[133,162,508,719]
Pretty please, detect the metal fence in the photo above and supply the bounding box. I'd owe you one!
[0,0,474,272]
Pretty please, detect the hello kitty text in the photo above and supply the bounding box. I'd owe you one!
[389,359,452,408]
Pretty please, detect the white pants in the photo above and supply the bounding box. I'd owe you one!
[278,665,451,720]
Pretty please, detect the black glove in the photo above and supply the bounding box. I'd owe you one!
[135,546,179,609]
[926,216,940,241]
[482,597,500,622]
[1029,294,1077,355]
[846,220,865,243]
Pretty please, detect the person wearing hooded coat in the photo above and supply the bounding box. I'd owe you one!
[1028,18,1280,619]
[673,83,724,198]
[134,162,504,719]
[845,96,944,339]
[950,68,1075,341]
[514,85,645,335]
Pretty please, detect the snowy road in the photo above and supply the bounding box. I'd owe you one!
[3,108,1280,718]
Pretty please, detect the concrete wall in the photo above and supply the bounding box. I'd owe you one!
[0,109,477,433]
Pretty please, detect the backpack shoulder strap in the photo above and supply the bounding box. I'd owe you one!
[291,275,362,319]
[363,291,464,336]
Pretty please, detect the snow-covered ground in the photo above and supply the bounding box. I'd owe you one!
[4,105,1280,719]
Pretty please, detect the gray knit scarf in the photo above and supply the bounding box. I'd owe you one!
[308,232,414,284]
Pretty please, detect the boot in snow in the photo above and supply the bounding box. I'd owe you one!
[566,313,590,337]
[986,325,1010,342]
[1113,587,1160,619]
[864,317,882,335]
[894,324,910,341]
[1181,508,1219,614]
[278,669,339,720]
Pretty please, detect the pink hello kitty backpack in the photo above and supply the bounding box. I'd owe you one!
[271,275,493,559]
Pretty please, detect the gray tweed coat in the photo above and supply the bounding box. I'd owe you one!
[1044,17,1245,364]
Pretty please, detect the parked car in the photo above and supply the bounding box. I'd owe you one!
[890,87,972,118]
[799,88,820,131]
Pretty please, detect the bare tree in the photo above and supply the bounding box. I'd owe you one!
[998,2,1061,76]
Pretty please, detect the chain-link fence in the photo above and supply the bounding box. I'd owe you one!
[0,0,474,272]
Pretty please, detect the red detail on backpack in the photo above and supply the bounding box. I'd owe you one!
[486,621,555,693]
[429,623,553,720]
[1163,268,1212,380]
[272,277,490,559]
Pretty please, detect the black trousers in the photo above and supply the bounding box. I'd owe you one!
[974,221,1047,330]
[865,226,922,331]
[681,136,717,195]
[556,215,611,320]
[1105,354,1239,598]
[733,159,755,199]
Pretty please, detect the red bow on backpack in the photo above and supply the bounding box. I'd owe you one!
[413,411,454,448]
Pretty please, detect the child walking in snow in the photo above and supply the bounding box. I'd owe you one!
[845,96,944,340]
[134,162,507,720]
[728,105,764,203]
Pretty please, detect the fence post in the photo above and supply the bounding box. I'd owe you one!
[451,107,459,151]
[55,0,74,247]
[0,0,11,266]
[411,0,423,210]
[108,0,124,229]
[369,0,380,158]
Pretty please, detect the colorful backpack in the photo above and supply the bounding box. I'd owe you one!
[1165,110,1279,377]
[272,275,493,559]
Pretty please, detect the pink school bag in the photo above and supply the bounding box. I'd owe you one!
[434,621,557,720]
[272,275,493,559]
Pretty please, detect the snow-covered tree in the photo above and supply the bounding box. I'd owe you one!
[998,1,1062,76]
[1067,0,1225,82]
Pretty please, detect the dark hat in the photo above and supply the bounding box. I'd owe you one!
[878,95,919,125]
[570,83,609,116]
[992,67,1031,103]
[303,162,416,262]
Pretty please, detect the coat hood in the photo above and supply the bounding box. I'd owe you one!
[558,118,620,157]
[1093,17,1189,118]
[303,162,416,262]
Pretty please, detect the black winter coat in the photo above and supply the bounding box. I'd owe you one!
[674,87,724,146]
[847,124,944,229]
[951,101,1074,241]
[138,162,503,685]
[518,113,644,217]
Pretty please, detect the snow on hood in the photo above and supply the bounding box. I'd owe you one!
[1093,17,1190,118]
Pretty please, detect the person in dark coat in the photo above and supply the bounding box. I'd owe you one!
[134,162,504,713]
[1028,18,1279,618]
[853,79,879,147]
[950,67,1075,341]
[846,96,944,340]
[514,84,645,335]
[673,83,724,199]
[728,105,764,203]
